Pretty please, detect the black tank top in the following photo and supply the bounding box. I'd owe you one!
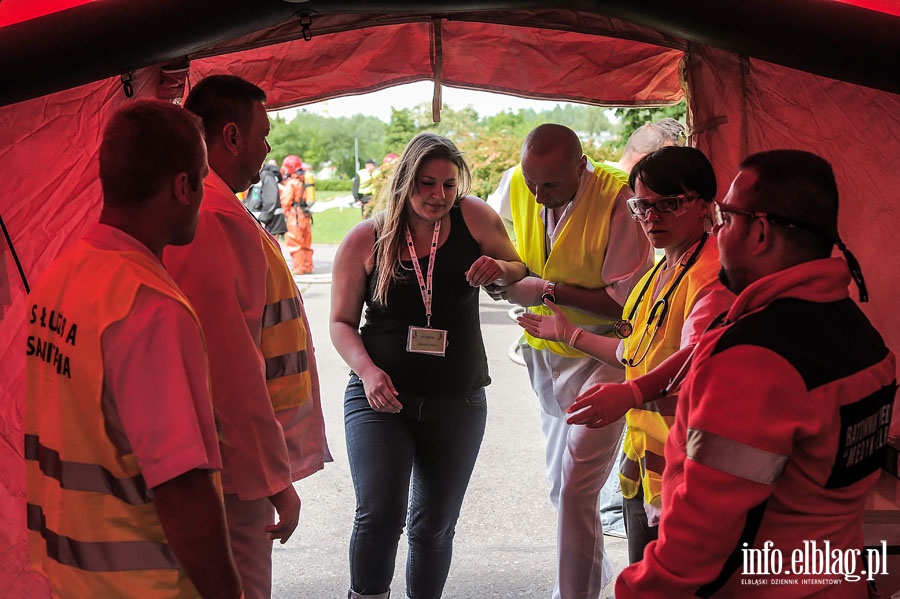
[360,205,491,395]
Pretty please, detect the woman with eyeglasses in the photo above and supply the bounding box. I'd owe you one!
[518,145,734,564]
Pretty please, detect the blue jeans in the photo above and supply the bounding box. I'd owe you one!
[344,374,487,599]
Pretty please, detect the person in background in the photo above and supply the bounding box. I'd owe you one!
[486,123,651,598]
[25,100,242,598]
[352,158,378,217]
[519,146,734,565]
[164,75,331,599]
[330,133,526,599]
[612,150,896,597]
[281,158,314,274]
[606,118,686,177]
[259,159,287,237]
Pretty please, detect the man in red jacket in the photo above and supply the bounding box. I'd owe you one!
[616,150,897,597]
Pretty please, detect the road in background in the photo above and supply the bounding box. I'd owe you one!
[272,244,627,598]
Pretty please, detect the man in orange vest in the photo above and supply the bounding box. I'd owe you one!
[25,100,241,598]
[164,75,330,599]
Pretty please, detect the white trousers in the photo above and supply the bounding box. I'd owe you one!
[224,493,275,599]
[522,344,625,599]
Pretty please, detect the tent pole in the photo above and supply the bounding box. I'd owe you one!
[431,18,443,123]
[0,211,29,294]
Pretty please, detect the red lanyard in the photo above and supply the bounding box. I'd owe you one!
[404,219,441,328]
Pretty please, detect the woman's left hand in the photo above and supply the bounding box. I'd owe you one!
[465,256,503,287]
[517,299,577,343]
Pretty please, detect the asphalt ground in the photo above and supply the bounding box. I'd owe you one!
[272,243,628,598]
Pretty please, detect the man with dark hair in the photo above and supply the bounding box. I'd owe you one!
[165,75,331,599]
[616,149,897,597]
[25,99,242,598]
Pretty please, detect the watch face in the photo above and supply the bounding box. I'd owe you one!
[615,320,633,339]
[541,293,555,304]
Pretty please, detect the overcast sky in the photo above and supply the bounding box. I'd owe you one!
[274,81,579,122]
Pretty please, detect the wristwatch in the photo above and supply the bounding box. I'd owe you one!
[541,280,557,304]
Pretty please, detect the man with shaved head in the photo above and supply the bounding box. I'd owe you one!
[488,123,652,598]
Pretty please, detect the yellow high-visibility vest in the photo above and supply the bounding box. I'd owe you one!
[508,160,625,357]
[619,240,723,506]
[25,241,208,598]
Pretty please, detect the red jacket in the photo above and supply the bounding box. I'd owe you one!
[617,258,897,598]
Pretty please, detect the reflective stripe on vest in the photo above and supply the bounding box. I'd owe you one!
[508,160,623,357]
[24,242,201,597]
[258,228,312,411]
[25,434,150,505]
[27,503,179,571]
[619,240,722,505]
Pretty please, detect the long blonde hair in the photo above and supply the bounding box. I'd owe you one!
[371,133,472,306]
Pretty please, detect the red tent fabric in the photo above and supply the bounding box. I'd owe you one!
[1,2,898,595]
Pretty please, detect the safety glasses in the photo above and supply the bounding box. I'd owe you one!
[626,194,696,221]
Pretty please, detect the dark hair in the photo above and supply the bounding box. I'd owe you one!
[738,150,867,299]
[184,75,266,140]
[738,149,838,250]
[629,146,717,200]
[99,99,205,206]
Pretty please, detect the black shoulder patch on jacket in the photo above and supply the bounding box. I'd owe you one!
[711,297,888,391]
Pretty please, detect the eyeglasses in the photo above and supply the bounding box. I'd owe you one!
[713,202,805,230]
[626,194,696,221]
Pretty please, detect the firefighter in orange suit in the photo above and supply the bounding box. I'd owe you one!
[281,159,314,274]
[24,100,242,598]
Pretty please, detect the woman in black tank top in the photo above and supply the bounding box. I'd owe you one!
[330,133,525,599]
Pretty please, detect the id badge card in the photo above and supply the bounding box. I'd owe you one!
[407,326,448,356]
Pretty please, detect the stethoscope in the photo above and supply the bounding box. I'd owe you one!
[617,232,710,368]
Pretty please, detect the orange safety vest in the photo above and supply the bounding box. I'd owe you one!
[24,241,209,598]
[257,226,312,410]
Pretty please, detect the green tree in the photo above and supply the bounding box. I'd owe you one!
[384,108,419,152]
[268,111,386,178]
[270,100,636,222]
